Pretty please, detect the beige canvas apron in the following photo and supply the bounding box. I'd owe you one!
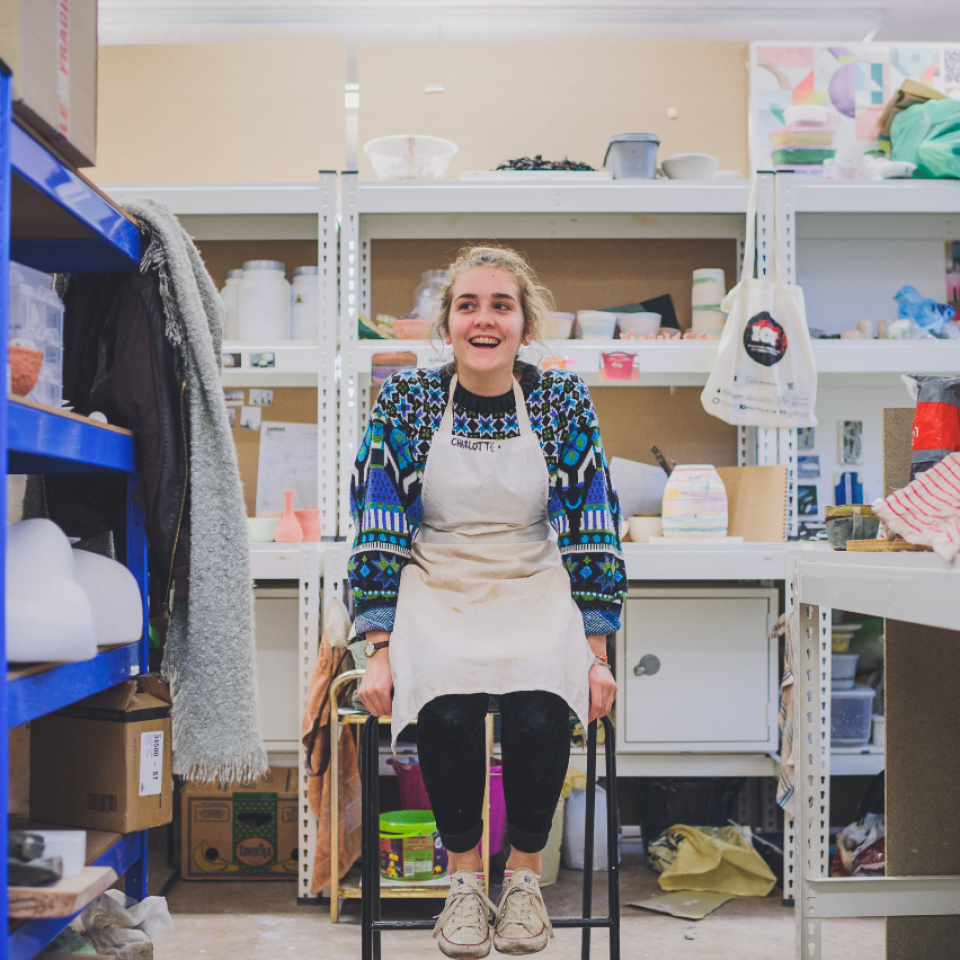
[389,374,594,746]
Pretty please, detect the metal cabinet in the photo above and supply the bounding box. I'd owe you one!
[616,587,779,753]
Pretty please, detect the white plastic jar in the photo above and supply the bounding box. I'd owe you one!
[219,269,243,340]
[291,266,320,340]
[237,260,291,340]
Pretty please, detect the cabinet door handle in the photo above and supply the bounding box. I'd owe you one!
[633,654,661,677]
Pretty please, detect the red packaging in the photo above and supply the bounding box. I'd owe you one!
[907,376,960,479]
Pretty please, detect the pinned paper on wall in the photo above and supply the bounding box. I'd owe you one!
[839,420,864,464]
[798,455,820,478]
[239,406,261,431]
[609,457,669,518]
[256,421,318,517]
[227,408,237,429]
[798,485,819,516]
[249,388,274,407]
[798,427,816,450]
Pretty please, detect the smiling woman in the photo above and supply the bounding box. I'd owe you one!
[350,245,624,957]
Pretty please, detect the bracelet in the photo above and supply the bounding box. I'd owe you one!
[592,657,612,670]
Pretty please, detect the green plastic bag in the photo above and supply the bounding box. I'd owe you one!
[891,98,960,179]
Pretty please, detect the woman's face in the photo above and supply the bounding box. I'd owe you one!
[445,267,527,389]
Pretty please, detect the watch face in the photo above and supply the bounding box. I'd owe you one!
[364,642,374,657]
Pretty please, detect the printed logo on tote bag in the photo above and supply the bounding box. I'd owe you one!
[743,312,788,367]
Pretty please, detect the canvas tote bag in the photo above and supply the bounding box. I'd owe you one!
[700,179,817,428]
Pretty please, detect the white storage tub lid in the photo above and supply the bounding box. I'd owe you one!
[242,260,285,272]
[293,266,319,277]
[831,683,876,699]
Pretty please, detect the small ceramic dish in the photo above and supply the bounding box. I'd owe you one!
[247,517,280,542]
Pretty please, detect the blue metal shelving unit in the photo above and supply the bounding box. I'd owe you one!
[0,65,149,960]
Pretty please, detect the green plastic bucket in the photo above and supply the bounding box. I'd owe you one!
[379,811,448,882]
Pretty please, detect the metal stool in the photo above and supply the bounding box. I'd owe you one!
[360,712,620,960]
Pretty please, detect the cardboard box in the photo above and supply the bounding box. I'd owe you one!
[180,766,298,880]
[0,0,98,167]
[30,675,173,833]
[716,465,789,542]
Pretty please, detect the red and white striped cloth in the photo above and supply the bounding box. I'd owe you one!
[873,452,960,562]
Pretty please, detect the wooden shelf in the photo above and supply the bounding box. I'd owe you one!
[8,866,117,919]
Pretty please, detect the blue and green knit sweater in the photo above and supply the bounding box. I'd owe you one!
[349,362,626,637]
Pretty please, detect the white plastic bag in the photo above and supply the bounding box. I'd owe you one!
[70,889,174,959]
[701,179,817,427]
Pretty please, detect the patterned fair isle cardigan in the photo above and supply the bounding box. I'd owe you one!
[348,362,626,637]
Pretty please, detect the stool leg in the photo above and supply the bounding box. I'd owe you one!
[602,716,620,960]
[369,717,383,960]
[361,717,374,960]
[582,719,598,960]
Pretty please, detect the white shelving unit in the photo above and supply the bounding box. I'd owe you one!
[793,551,960,960]
[103,180,341,536]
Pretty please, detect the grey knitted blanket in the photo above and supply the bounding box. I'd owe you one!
[123,198,267,784]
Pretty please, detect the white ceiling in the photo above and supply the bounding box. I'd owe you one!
[98,1,960,45]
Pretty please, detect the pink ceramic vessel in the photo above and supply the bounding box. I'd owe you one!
[274,490,304,542]
[295,509,322,542]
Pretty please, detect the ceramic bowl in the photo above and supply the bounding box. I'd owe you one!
[628,516,663,543]
[577,310,617,339]
[616,312,661,337]
[247,517,280,542]
[825,505,879,550]
[660,153,720,180]
[542,312,575,340]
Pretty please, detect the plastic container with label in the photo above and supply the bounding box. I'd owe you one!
[832,653,859,691]
[603,133,660,179]
[237,261,291,340]
[220,269,243,340]
[831,684,876,747]
[9,262,64,408]
[291,266,320,340]
[379,810,448,881]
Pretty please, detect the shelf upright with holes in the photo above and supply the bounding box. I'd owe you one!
[0,65,150,960]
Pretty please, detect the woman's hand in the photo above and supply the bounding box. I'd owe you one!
[586,633,616,723]
[358,632,394,717]
[588,665,617,722]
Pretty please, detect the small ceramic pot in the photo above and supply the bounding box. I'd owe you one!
[661,464,728,539]
[295,509,322,542]
[274,490,304,542]
[825,505,879,550]
[627,516,662,543]
[247,518,280,542]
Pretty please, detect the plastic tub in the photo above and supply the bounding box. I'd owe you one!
[616,312,660,337]
[832,653,859,691]
[577,311,616,339]
[871,714,885,747]
[831,684,876,747]
[220,269,243,340]
[364,135,458,181]
[542,312,574,340]
[771,146,836,166]
[291,266,320,340]
[387,758,506,855]
[562,784,611,870]
[238,260,291,340]
[600,351,636,380]
[785,105,832,126]
[769,125,837,148]
[379,810,448,882]
[603,133,659,179]
[371,350,417,387]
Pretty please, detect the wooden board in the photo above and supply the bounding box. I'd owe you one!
[846,539,932,552]
[716,465,787,543]
[371,237,739,333]
[8,396,133,436]
[358,41,750,180]
[885,619,960,958]
[92,43,346,184]
[8,865,117,918]
[883,407,914,498]
[229,387,319,518]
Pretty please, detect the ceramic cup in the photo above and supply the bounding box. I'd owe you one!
[627,516,663,543]
[576,311,617,340]
[247,517,280,542]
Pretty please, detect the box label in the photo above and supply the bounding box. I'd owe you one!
[139,731,164,797]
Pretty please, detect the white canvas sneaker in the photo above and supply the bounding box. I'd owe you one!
[433,870,496,959]
[493,869,554,955]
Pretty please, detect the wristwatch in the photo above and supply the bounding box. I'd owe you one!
[365,638,390,658]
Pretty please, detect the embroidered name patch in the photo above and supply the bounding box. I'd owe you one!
[450,437,502,453]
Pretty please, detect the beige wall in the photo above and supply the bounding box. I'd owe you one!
[358,41,749,179]
[91,42,346,183]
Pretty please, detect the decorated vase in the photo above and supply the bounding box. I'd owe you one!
[660,464,728,540]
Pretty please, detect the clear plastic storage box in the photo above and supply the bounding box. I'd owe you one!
[831,684,877,747]
[9,261,64,408]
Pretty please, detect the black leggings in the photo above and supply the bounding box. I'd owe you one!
[416,691,571,855]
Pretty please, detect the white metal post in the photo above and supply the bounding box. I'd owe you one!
[318,172,339,539]
[339,172,360,539]
[296,544,322,904]
[793,552,832,960]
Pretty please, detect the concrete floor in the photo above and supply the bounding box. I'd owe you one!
[151,854,885,959]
